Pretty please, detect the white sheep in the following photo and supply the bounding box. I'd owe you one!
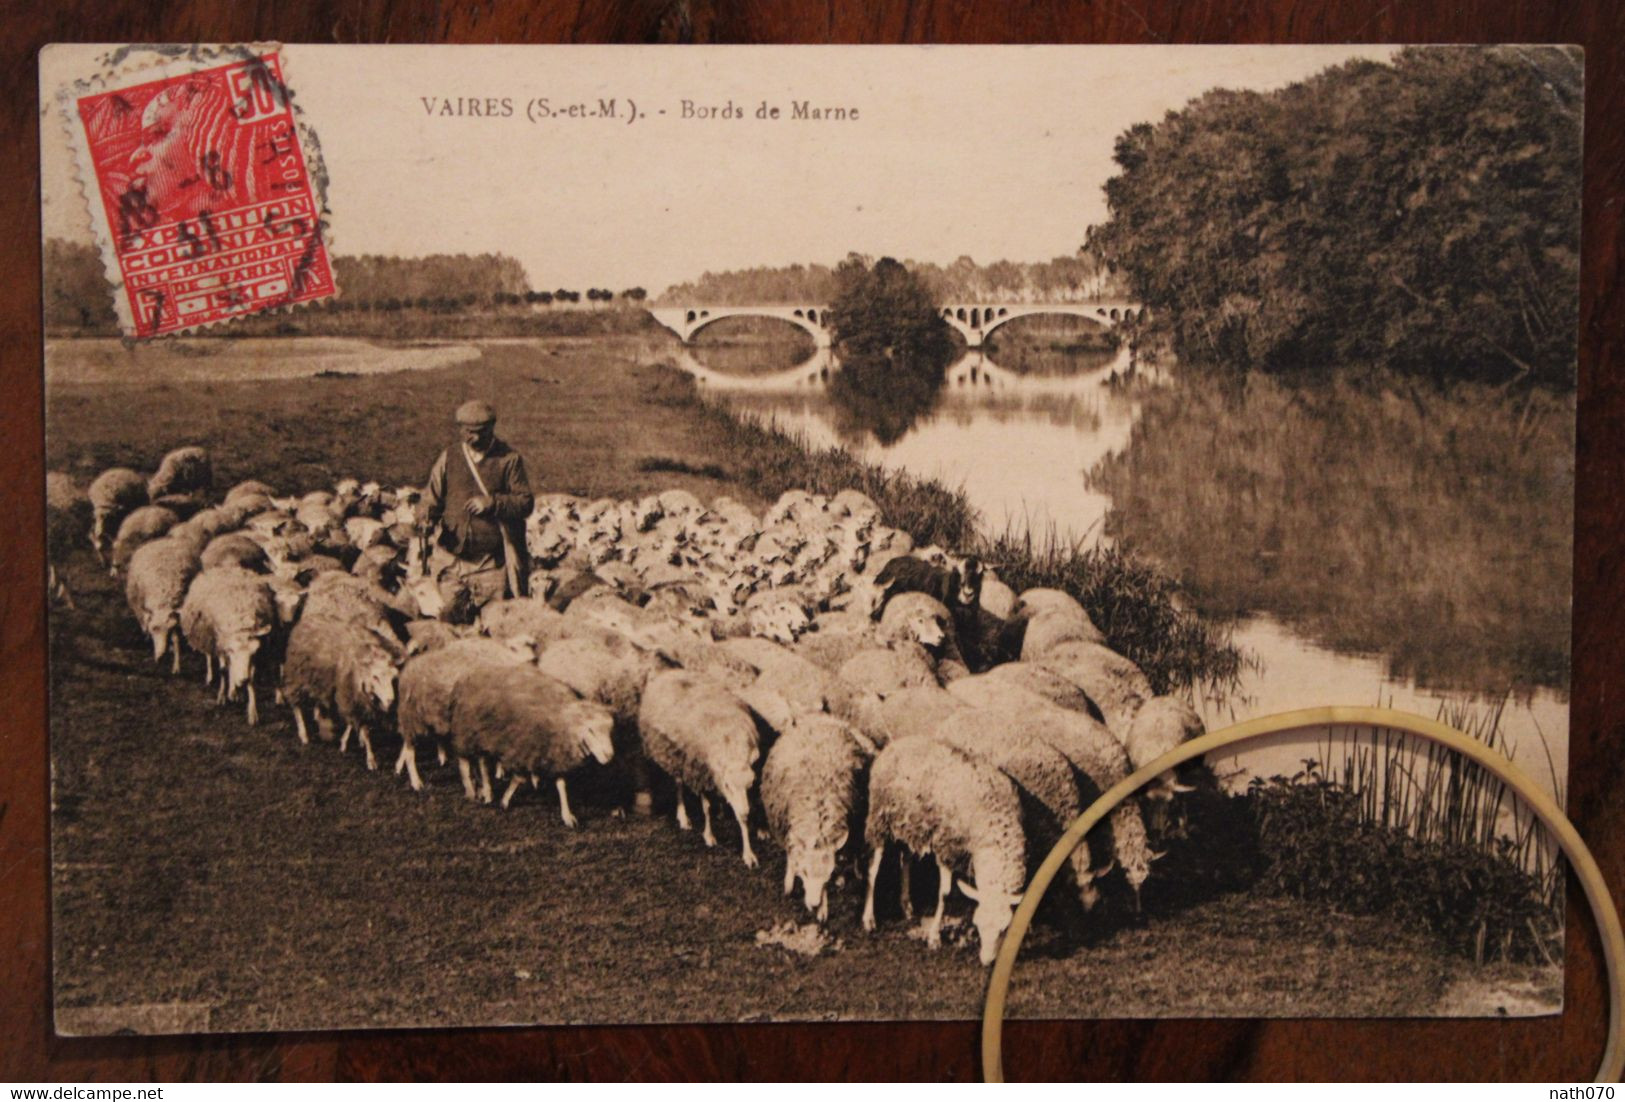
[828,488,880,524]
[109,505,181,575]
[656,487,704,517]
[184,505,244,542]
[395,636,534,790]
[973,692,1157,906]
[536,632,671,724]
[178,566,277,724]
[331,626,406,771]
[946,662,1105,723]
[878,592,953,653]
[863,737,1026,964]
[166,508,235,558]
[931,709,1108,915]
[841,684,966,748]
[1015,588,1105,661]
[47,472,89,609]
[1123,695,1207,800]
[744,589,815,644]
[1033,639,1153,733]
[564,587,668,642]
[146,445,213,506]
[479,596,567,641]
[88,467,149,563]
[224,479,277,503]
[343,515,387,551]
[447,664,615,822]
[124,536,201,671]
[164,518,215,558]
[763,489,826,528]
[200,532,270,574]
[760,713,875,921]
[245,509,296,540]
[281,614,401,755]
[879,591,979,673]
[835,642,940,698]
[654,634,760,693]
[402,618,465,657]
[301,571,400,635]
[637,669,762,866]
[640,580,716,630]
[978,573,1018,620]
[718,637,833,731]
[706,495,758,532]
[791,609,882,673]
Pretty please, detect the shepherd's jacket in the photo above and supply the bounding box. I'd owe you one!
[424,438,534,565]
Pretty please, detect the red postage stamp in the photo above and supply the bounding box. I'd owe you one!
[67,48,333,337]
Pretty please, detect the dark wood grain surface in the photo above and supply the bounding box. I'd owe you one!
[5,0,1622,1082]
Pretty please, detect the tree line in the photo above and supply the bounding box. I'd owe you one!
[42,240,649,333]
[1087,46,1581,389]
[656,253,1127,307]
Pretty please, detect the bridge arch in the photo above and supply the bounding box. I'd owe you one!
[652,300,1139,352]
[975,303,1147,345]
[680,308,827,347]
[980,307,1109,344]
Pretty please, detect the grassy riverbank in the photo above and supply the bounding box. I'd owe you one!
[44,301,671,343]
[660,372,1242,694]
[45,336,1557,1032]
[47,333,1239,697]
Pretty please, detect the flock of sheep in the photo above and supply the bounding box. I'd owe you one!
[49,444,1209,966]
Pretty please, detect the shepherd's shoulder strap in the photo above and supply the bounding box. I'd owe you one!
[461,443,491,497]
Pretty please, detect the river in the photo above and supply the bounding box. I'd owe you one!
[680,335,1571,805]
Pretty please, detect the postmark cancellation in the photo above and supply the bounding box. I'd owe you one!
[58,45,334,338]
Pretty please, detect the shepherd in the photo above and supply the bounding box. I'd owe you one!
[423,399,534,619]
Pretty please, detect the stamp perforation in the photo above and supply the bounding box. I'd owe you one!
[55,43,338,339]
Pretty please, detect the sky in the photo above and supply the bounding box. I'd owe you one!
[41,44,1396,295]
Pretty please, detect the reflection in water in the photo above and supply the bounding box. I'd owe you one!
[673,345,834,391]
[672,338,1569,801]
[1090,373,1574,696]
[825,352,947,446]
[1204,617,1568,801]
[697,341,1141,540]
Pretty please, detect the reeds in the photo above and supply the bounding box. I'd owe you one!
[1251,697,1563,965]
[1316,697,1565,914]
[977,520,1247,696]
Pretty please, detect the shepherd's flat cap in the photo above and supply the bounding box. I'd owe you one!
[455,399,496,425]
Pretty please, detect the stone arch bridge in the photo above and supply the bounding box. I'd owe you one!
[647,305,834,348]
[647,300,1144,350]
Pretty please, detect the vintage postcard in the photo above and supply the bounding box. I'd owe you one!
[41,44,1578,1033]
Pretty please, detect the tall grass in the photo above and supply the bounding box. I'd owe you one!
[979,523,1247,696]
[1316,697,1564,912]
[687,390,980,551]
[1250,698,1563,965]
[651,363,1244,695]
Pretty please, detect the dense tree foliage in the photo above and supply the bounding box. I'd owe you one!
[44,240,118,334]
[657,253,1125,306]
[43,242,547,331]
[334,253,531,305]
[824,255,959,444]
[1088,46,1581,388]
